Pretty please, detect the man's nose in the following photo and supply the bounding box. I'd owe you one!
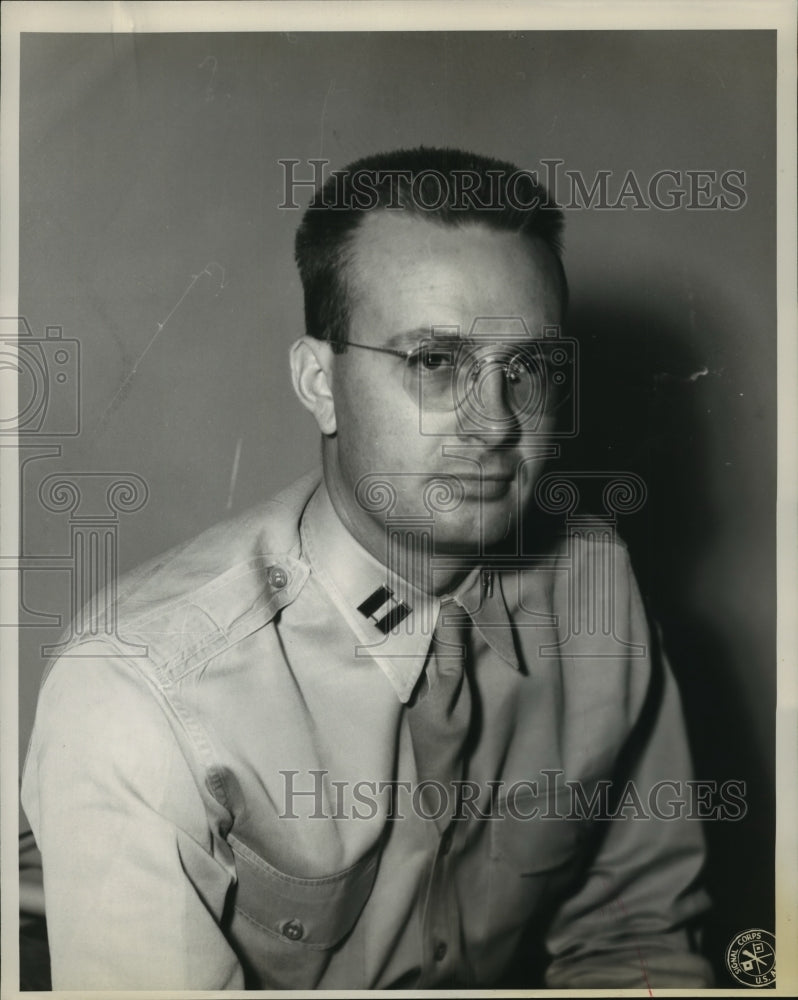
[458,360,518,440]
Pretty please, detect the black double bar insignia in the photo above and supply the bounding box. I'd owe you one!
[357,585,412,634]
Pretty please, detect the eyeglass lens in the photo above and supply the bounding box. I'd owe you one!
[403,340,572,422]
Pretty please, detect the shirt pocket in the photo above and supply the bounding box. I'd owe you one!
[226,833,379,988]
[485,791,585,940]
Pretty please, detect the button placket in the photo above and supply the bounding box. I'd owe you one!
[419,821,462,983]
[439,825,454,856]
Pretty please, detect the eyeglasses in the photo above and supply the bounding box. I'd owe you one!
[335,337,573,421]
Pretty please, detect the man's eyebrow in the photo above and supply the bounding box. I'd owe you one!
[382,327,459,348]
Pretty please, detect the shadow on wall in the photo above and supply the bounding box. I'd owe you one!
[555,295,775,986]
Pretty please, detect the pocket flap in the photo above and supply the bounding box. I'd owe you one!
[228,835,379,950]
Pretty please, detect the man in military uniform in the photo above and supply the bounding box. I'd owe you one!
[22,147,713,989]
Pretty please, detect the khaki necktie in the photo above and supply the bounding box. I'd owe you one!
[406,602,473,825]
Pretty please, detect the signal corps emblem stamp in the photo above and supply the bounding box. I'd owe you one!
[725,928,776,987]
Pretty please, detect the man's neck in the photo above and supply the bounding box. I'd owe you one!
[321,466,474,598]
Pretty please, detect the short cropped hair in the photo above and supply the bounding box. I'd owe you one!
[294,147,567,352]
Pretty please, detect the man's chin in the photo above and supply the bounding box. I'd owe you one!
[430,508,519,556]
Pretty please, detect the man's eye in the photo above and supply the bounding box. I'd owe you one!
[407,348,455,373]
[423,351,451,371]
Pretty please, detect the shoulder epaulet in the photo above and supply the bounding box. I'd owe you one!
[47,471,321,685]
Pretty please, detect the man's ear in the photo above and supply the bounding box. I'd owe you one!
[290,337,337,435]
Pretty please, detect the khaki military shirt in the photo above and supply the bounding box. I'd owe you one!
[22,471,713,989]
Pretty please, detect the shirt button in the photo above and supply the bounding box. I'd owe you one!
[281,918,304,941]
[268,565,289,589]
[434,941,448,962]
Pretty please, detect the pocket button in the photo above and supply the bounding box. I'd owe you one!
[281,918,304,941]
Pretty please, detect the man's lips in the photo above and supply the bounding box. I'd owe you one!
[442,473,517,499]
[443,470,518,482]
[421,471,518,505]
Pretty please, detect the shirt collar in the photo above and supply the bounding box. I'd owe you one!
[300,482,519,702]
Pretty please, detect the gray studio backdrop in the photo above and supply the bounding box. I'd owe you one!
[17,31,775,985]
